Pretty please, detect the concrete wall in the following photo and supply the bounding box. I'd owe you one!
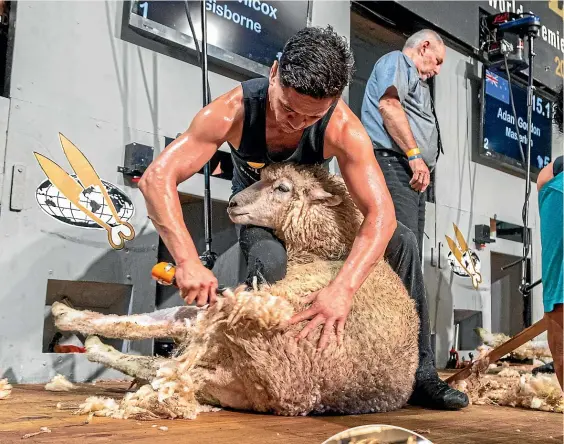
[0,0,351,383]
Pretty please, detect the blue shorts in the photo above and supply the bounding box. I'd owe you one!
[539,173,564,313]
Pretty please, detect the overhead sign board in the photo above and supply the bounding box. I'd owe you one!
[128,0,310,76]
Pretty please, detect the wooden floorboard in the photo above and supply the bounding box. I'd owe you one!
[0,381,562,444]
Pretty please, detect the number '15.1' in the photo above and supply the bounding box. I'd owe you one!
[532,95,551,118]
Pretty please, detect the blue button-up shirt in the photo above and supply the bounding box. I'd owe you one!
[361,50,439,169]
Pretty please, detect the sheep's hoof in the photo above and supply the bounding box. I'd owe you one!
[84,335,112,354]
[127,377,150,392]
[52,301,85,331]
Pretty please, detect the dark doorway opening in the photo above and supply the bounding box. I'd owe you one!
[491,252,532,336]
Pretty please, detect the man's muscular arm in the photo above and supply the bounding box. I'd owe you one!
[330,117,397,292]
[290,101,397,349]
[139,87,242,306]
[379,87,430,192]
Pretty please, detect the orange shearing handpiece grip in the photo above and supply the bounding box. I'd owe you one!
[151,262,177,286]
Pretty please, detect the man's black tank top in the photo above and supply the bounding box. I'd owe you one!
[229,77,337,195]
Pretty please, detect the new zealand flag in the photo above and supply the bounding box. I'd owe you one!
[485,70,510,105]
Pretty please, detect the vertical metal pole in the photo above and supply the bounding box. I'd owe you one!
[521,35,535,291]
[200,0,212,256]
[201,0,210,107]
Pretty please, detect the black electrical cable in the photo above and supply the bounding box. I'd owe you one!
[498,54,531,262]
[502,55,533,268]
[184,0,212,105]
[480,16,496,51]
[184,0,216,268]
[503,54,533,262]
[521,35,536,270]
[503,55,526,165]
[495,31,537,293]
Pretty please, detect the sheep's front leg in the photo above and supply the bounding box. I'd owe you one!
[52,301,200,341]
[85,336,168,381]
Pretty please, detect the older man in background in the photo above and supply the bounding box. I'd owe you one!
[361,29,445,257]
[358,29,469,409]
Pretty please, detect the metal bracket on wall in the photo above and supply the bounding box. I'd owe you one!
[10,163,26,211]
[430,242,443,268]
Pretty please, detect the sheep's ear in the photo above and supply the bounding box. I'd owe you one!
[309,188,342,207]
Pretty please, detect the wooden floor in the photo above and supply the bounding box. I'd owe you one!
[0,380,562,444]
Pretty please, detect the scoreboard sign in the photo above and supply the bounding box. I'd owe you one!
[128,0,310,76]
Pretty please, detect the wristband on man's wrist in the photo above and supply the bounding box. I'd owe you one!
[407,148,422,161]
[406,147,420,158]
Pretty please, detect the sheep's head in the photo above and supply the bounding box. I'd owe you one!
[228,163,362,260]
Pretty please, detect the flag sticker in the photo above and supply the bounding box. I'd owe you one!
[485,70,510,105]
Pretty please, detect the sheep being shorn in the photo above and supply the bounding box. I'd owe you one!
[52,163,419,420]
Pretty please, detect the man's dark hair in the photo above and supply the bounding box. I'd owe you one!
[555,85,563,133]
[278,25,354,99]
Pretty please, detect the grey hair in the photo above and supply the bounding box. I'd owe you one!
[403,29,444,50]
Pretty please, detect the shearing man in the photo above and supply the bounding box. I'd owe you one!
[140,26,468,410]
